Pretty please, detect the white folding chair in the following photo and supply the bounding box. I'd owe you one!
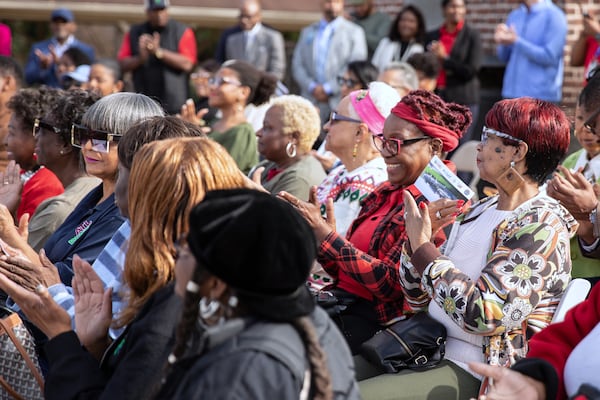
[551,278,592,323]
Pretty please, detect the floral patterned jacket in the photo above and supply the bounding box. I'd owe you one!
[400,193,578,368]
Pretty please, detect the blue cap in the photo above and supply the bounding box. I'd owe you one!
[51,8,75,22]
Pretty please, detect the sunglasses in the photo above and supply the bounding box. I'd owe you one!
[372,134,430,156]
[481,126,523,145]
[33,118,64,137]
[71,124,122,153]
[583,108,600,136]
[208,76,242,87]
[329,111,362,124]
[336,76,360,88]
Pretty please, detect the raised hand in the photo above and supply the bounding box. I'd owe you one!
[278,187,334,242]
[0,160,23,216]
[72,255,113,359]
[402,191,432,253]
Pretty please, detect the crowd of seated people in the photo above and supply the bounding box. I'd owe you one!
[0,1,600,398]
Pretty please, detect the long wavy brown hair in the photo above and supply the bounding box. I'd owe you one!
[116,137,247,327]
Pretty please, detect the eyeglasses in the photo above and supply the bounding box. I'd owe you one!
[481,126,524,145]
[208,76,242,87]
[336,76,360,87]
[372,134,430,156]
[329,111,362,124]
[583,108,600,135]
[191,72,211,81]
[71,124,122,153]
[33,118,64,137]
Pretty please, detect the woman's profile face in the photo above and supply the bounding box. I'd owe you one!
[34,115,65,169]
[339,70,362,98]
[208,67,245,109]
[381,114,432,187]
[576,104,600,158]
[398,10,418,41]
[6,115,36,169]
[81,129,119,182]
[324,96,360,158]
[256,105,290,163]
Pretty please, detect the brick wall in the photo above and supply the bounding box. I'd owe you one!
[368,0,599,112]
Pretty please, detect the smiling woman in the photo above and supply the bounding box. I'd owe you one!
[278,90,471,355]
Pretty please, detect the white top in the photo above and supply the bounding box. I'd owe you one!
[564,321,600,396]
[571,149,600,183]
[371,37,424,72]
[429,205,511,374]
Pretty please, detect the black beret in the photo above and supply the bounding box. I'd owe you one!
[187,189,316,320]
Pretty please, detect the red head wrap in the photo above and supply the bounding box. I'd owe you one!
[390,102,463,152]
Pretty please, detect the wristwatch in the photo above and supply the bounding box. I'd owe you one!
[155,48,164,59]
[589,205,600,238]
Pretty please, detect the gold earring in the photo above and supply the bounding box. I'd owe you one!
[496,160,525,195]
[352,143,358,159]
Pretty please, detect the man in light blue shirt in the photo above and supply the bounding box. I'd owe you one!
[495,0,567,103]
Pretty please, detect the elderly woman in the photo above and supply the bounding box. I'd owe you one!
[357,97,578,399]
[158,189,360,399]
[316,81,399,238]
[0,137,248,400]
[251,95,325,201]
[280,90,471,354]
[2,86,64,220]
[26,89,101,251]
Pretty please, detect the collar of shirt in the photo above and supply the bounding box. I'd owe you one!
[51,35,76,58]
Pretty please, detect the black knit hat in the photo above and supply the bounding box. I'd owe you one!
[187,189,316,321]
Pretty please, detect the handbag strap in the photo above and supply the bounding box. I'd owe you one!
[405,339,446,370]
[0,376,26,400]
[0,314,45,391]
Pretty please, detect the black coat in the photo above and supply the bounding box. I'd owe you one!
[426,24,482,105]
[44,284,181,400]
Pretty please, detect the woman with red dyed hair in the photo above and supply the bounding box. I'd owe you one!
[279,90,471,354]
[357,97,578,399]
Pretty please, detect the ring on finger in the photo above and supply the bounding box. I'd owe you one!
[436,210,442,220]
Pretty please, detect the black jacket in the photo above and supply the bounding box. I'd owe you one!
[159,307,360,399]
[44,284,181,400]
[426,24,482,105]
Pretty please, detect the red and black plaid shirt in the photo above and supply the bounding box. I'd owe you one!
[318,182,445,325]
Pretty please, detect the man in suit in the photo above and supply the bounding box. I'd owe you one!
[118,0,197,114]
[224,0,286,81]
[25,8,95,87]
[292,0,367,139]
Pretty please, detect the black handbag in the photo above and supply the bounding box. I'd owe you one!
[359,312,447,373]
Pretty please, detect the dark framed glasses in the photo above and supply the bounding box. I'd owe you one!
[329,111,362,125]
[583,107,600,135]
[33,118,64,137]
[336,76,360,88]
[372,134,430,156]
[71,124,122,153]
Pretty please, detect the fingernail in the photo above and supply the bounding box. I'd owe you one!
[419,202,426,209]
[457,200,465,207]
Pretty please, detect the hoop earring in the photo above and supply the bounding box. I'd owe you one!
[286,142,297,158]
